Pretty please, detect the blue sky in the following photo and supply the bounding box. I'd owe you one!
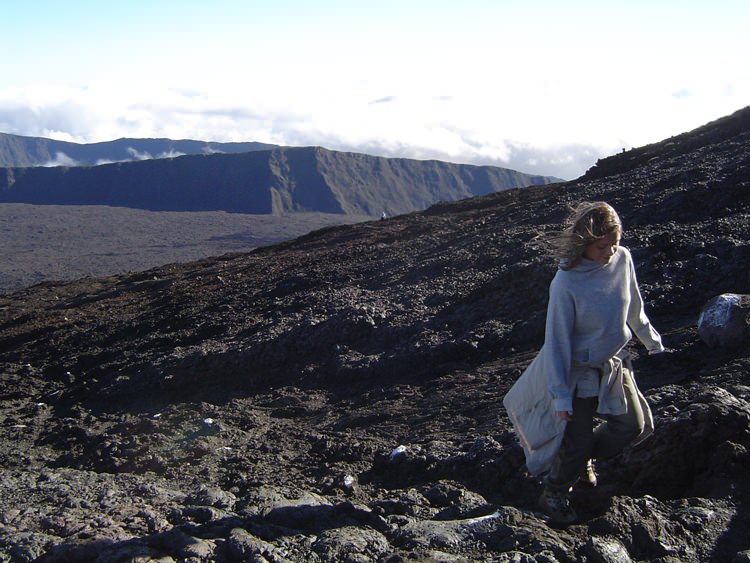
[1,0,748,179]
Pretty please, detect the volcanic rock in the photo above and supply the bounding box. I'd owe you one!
[698,293,750,348]
[1,106,750,561]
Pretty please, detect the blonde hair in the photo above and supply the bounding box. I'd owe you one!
[549,201,622,270]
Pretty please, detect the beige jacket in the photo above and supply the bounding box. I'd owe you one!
[503,350,654,476]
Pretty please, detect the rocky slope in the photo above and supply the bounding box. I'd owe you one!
[0,146,558,216]
[0,107,749,561]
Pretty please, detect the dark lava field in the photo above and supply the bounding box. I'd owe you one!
[1,107,749,562]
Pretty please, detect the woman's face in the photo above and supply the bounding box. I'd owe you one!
[584,232,620,265]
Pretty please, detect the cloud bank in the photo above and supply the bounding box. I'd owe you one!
[1,81,745,180]
[2,1,748,181]
[126,147,186,161]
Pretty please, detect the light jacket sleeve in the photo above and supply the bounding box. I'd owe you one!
[543,273,576,413]
[624,248,664,353]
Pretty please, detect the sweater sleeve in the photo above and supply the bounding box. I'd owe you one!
[543,273,576,413]
[624,248,664,353]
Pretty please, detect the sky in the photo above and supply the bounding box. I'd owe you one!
[0,0,748,180]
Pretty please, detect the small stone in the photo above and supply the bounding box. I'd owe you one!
[225,528,280,561]
[187,486,237,510]
[389,445,407,461]
[587,536,633,563]
[1,509,21,524]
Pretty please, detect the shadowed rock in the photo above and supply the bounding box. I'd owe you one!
[698,293,750,348]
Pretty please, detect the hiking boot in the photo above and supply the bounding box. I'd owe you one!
[539,490,577,524]
[580,459,598,487]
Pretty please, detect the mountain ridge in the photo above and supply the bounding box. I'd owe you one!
[0,145,560,216]
[0,132,276,167]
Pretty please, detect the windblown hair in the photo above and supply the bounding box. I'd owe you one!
[549,201,622,270]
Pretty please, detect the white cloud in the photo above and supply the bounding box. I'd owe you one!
[124,147,185,161]
[1,70,748,180]
[158,150,186,159]
[42,152,80,167]
[1,1,749,181]
[126,147,154,161]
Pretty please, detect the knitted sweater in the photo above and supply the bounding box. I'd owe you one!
[543,246,664,413]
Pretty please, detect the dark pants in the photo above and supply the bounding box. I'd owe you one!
[545,367,645,493]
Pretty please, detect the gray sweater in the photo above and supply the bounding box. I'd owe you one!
[543,246,664,413]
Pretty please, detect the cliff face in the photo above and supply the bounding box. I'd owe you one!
[0,145,559,215]
[0,108,749,561]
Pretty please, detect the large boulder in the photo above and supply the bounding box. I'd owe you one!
[698,294,750,348]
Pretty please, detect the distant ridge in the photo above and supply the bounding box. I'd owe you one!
[581,105,750,180]
[0,146,560,216]
[0,132,276,168]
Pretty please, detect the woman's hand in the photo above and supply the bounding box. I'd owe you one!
[556,410,573,421]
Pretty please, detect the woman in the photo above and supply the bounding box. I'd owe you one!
[503,201,664,524]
